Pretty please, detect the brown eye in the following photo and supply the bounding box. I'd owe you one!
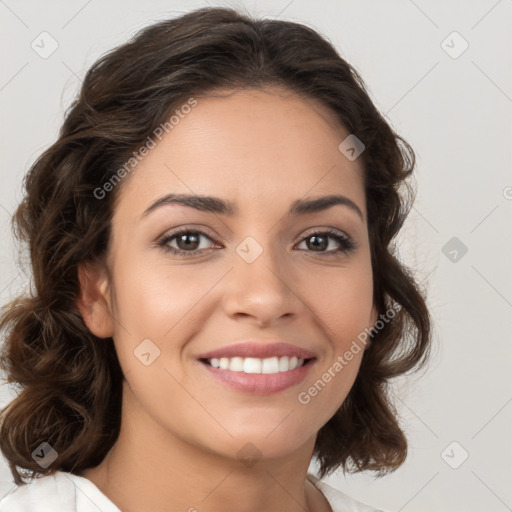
[158,229,216,256]
[297,229,355,255]
[157,227,355,258]
[306,234,329,251]
[175,232,201,251]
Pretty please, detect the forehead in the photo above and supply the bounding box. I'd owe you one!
[113,87,366,220]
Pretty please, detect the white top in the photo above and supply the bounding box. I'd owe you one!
[0,471,385,511]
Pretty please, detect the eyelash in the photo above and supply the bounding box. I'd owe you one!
[157,227,356,257]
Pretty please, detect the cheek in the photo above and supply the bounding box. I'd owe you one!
[296,288,370,434]
[111,247,374,364]
[308,261,374,348]
[298,262,373,414]
[110,252,217,341]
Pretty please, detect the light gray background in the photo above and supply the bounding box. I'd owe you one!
[1,1,511,511]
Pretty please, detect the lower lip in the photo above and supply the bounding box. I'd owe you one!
[199,359,315,395]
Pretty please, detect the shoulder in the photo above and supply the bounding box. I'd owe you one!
[0,470,120,512]
[307,473,387,512]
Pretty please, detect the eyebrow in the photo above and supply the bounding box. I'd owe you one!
[140,193,364,221]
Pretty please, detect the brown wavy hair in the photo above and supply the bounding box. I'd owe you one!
[0,6,431,486]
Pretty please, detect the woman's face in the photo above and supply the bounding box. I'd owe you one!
[89,87,377,464]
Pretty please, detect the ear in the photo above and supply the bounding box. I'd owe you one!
[76,261,115,338]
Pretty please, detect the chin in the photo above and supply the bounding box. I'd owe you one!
[207,423,315,465]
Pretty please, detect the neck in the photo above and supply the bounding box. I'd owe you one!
[80,383,331,512]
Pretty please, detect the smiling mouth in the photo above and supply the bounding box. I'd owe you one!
[200,356,315,374]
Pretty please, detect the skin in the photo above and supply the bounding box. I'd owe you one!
[77,86,378,512]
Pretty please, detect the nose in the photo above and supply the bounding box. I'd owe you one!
[221,239,304,328]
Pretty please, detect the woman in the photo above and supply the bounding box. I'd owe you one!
[0,6,431,511]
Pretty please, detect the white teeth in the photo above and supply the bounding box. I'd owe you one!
[262,356,279,374]
[243,357,262,373]
[206,356,305,374]
[229,357,244,372]
[278,356,289,372]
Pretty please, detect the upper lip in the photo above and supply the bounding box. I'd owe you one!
[197,341,316,360]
